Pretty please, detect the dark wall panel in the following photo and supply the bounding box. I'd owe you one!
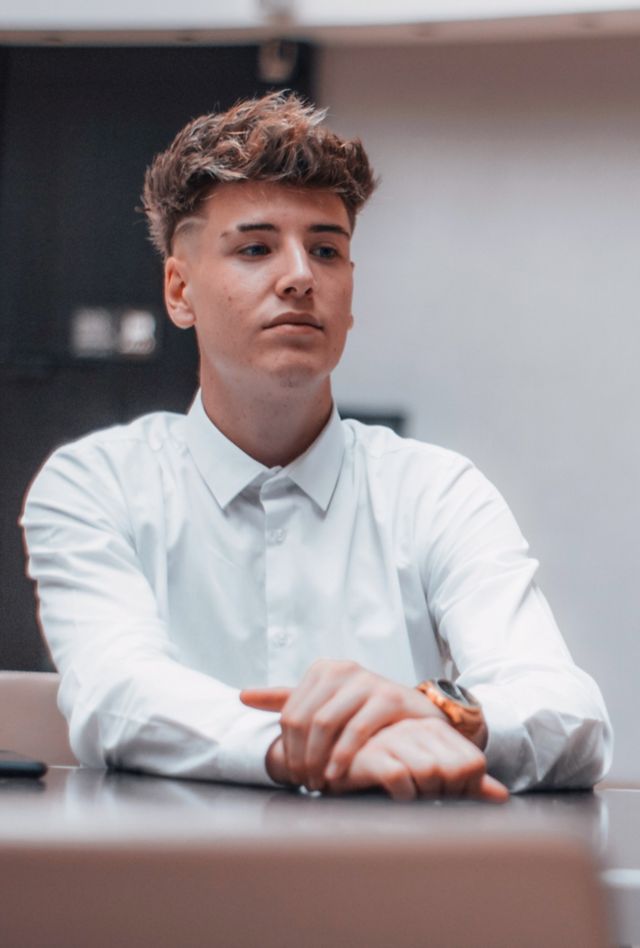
[0,44,315,669]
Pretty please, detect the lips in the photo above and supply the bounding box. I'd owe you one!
[265,312,323,330]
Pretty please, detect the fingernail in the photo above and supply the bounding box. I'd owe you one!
[325,763,339,780]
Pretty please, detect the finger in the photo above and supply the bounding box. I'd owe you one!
[414,723,485,797]
[476,774,510,802]
[376,759,418,801]
[365,718,484,799]
[280,677,352,785]
[280,659,359,722]
[239,687,291,712]
[446,749,508,802]
[329,744,417,801]
[281,666,376,787]
[370,725,445,797]
[324,691,405,783]
[303,685,372,790]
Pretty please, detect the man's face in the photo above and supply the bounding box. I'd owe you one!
[165,181,354,401]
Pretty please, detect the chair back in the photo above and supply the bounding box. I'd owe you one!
[0,671,76,765]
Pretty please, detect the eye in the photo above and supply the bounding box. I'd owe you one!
[239,243,270,257]
[311,245,339,260]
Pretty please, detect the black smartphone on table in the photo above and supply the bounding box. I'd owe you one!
[0,750,48,778]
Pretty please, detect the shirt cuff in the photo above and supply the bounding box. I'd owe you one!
[471,684,534,792]
[215,709,282,788]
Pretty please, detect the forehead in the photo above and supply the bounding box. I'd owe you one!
[198,180,351,231]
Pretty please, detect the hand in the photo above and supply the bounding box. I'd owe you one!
[325,717,508,802]
[240,659,452,791]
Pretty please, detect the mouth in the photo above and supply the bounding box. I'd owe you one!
[264,312,323,332]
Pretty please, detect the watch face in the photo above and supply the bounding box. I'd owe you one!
[436,679,475,707]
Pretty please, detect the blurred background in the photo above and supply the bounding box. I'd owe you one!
[1,1,638,784]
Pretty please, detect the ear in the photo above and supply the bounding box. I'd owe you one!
[348,261,355,329]
[164,256,195,329]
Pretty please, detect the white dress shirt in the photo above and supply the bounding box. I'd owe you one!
[21,393,612,791]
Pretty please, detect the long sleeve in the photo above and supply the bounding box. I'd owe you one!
[22,442,280,786]
[421,456,613,791]
[21,404,613,794]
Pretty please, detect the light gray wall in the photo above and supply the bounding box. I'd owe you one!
[320,36,640,783]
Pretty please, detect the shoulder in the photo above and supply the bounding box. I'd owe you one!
[339,418,511,522]
[24,410,187,510]
[341,417,475,482]
[42,410,185,467]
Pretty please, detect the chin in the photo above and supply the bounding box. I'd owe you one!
[273,370,320,391]
[261,355,330,389]
[264,365,330,394]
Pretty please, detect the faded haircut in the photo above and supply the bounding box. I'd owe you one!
[141,91,377,259]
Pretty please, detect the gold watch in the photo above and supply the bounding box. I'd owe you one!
[416,678,483,741]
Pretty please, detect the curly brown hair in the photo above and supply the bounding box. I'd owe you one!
[141,91,377,259]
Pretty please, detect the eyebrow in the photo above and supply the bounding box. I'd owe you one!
[310,224,351,238]
[226,222,351,238]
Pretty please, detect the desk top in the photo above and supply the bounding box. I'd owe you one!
[0,768,636,947]
[0,766,629,856]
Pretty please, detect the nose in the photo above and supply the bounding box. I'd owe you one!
[275,240,314,298]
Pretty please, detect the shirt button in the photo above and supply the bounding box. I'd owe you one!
[271,628,292,648]
[268,528,286,544]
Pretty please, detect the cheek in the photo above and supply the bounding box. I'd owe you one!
[197,282,235,327]
[338,278,354,312]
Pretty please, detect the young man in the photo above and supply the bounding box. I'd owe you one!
[22,92,611,800]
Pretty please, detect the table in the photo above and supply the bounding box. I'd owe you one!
[0,767,635,947]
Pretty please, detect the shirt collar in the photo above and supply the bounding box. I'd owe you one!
[285,403,345,512]
[185,393,267,509]
[185,391,345,512]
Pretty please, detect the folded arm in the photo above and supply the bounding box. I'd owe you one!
[21,444,280,785]
[242,458,613,797]
[241,661,507,801]
[422,458,613,791]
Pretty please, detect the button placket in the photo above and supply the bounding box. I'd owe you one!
[267,527,286,545]
[261,480,296,680]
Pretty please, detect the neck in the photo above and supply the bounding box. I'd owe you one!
[200,374,333,468]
